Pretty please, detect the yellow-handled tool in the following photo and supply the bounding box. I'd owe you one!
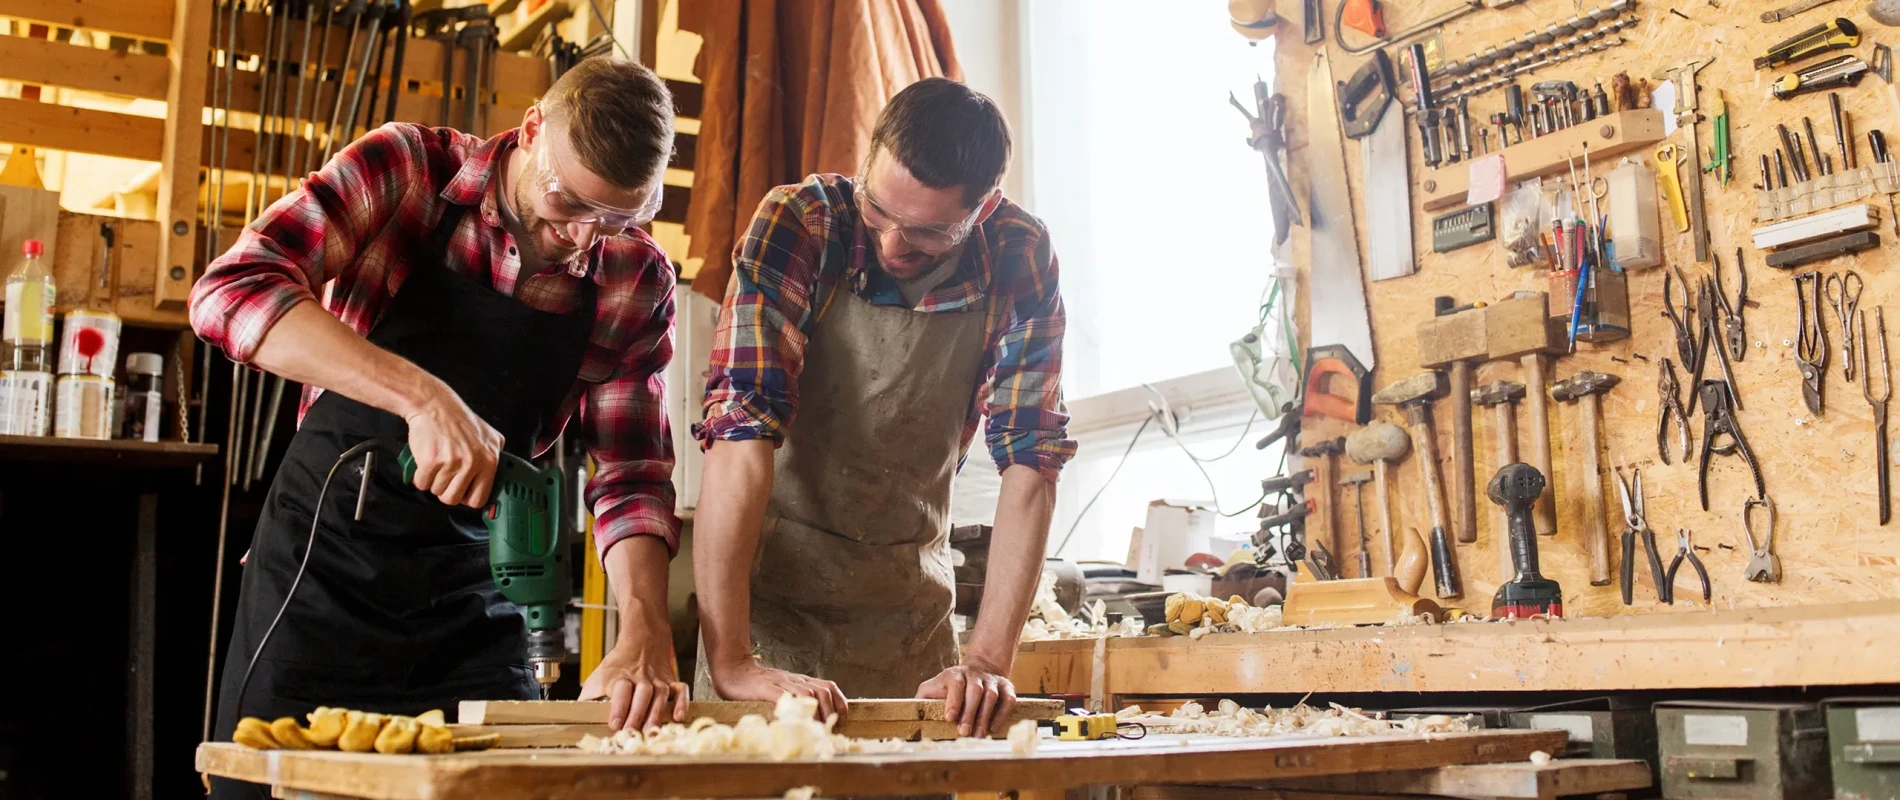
[1656,144,1689,232]
[1047,714,1147,741]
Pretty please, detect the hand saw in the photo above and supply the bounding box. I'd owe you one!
[1305,49,1379,415]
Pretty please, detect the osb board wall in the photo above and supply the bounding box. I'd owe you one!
[1276,1,1900,619]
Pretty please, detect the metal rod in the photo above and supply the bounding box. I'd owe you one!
[243,0,284,222]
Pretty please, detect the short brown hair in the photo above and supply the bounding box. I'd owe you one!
[869,78,1011,206]
[540,57,675,189]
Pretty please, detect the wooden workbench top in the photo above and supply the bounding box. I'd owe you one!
[1012,600,1900,696]
[197,728,1566,799]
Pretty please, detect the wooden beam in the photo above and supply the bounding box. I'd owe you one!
[1264,759,1653,800]
[0,98,164,161]
[1011,600,1900,697]
[459,698,1067,726]
[0,35,170,99]
[0,0,173,40]
[197,729,1570,800]
[157,0,213,309]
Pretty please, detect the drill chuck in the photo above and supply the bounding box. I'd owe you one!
[526,627,564,686]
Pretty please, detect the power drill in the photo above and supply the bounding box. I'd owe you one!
[1488,463,1563,619]
[399,446,568,694]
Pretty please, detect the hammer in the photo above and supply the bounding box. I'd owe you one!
[1472,380,1526,581]
[1345,422,1410,575]
[1372,372,1463,599]
[1485,291,1564,536]
[1341,469,1376,578]
[1298,436,1347,566]
[1552,370,1622,587]
[1418,297,1488,545]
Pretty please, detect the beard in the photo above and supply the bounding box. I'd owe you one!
[511,180,580,265]
[873,238,956,281]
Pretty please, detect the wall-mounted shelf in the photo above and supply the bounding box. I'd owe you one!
[0,434,219,468]
[1421,108,1668,211]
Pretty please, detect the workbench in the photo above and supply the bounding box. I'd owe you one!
[1012,601,1900,699]
[197,728,1580,799]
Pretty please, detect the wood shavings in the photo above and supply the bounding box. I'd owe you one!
[577,694,918,760]
[1117,700,1470,739]
[1529,750,1553,765]
[783,788,816,800]
[1007,719,1040,755]
[1021,572,1126,641]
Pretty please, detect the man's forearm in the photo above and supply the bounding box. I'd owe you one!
[966,465,1057,671]
[602,535,673,642]
[249,300,446,418]
[690,439,776,671]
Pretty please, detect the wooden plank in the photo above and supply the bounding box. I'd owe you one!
[157,0,215,309]
[449,719,985,748]
[1418,109,1666,211]
[0,186,62,294]
[0,0,173,40]
[0,98,164,161]
[0,433,219,466]
[1266,759,1653,800]
[666,78,701,119]
[0,35,170,99]
[460,698,1067,725]
[196,728,1569,800]
[1011,600,1900,696]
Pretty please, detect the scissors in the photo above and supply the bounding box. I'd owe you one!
[1827,271,1864,382]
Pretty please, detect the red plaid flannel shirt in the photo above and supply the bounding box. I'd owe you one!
[189,123,680,557]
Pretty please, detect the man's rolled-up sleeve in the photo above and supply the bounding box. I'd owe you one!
[984,226,1078,481]
[586,259,683,558]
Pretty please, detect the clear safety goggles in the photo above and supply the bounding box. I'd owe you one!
[532,138,664,238]
[855,175,986,251]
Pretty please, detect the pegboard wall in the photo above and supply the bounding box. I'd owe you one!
[1277,0,1900,618]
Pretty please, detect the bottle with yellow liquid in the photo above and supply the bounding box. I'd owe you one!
[2,240,55,435]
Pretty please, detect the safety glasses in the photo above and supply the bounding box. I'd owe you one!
[854,175,985,251]
[533,138,664,238]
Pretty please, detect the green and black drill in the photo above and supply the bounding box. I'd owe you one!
[399,446,568,696]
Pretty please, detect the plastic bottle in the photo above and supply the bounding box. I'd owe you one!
[122,352,164,442]
[1,240,55,435]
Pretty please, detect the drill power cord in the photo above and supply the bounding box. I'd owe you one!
[231,438,389,725]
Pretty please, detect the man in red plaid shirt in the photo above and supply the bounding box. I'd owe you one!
[691,79,1075,737]
[193,60,687,789]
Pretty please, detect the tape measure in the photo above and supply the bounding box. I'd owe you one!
[1045,714,1148,741]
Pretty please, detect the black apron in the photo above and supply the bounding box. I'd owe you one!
[209,203,596,798]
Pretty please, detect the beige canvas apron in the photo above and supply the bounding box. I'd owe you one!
[695,278,992,699]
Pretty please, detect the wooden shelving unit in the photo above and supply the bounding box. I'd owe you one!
[1010,601,1900,698]
[0,433,218,467]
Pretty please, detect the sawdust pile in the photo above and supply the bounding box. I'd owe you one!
[1116,699,1469,738]
[1020,571,1143,641]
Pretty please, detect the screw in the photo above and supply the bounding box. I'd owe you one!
[172,221,189,236]
[1600,124,1616,138]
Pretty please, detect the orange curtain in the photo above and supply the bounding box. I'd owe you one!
[679,0,963,301]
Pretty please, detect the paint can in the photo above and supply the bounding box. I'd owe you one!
[57,310,122,378]
[55,374,114,439]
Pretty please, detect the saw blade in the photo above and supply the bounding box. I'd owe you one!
[1305,49,1379,375]
[1361,99,1416,280]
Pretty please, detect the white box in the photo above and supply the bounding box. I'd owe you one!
[1136,499,1217,584]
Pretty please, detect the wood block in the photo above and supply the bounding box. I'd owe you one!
[1281,577,1441,626]
[1417,306,1489,367]
[458,697,1067,726]
[0,185,60,279]
[449,718,989,747]
[1135,759,1650,799]
[1421,109,1667,211]
[1484,292,1561,361]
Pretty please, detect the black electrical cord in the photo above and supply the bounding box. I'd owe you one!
[1052,415,1153,558]
[231,438,387,723]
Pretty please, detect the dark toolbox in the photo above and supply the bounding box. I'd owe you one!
[1657,701,1832,800]
[1824,698,1900,800]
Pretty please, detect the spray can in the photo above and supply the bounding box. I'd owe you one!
[122,352,164,442]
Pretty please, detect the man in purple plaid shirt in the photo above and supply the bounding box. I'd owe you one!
[192,61,689,792]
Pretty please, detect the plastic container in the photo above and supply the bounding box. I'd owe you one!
[1607,158,1663,270]
[55,374,113,440]
[0,370,52,435]
[57,310,121,378]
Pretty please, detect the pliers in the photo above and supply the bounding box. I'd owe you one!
[1698,379,1766,511]
[1663,266,1702,410]
[1614,466,1669,605]
[1657,358,1691,465]
[1742,495,1781,584]
[1795,270,1829,416]
[1689,276,1742,412]
[1665,528,1712,604]
[1714,248,1748,363]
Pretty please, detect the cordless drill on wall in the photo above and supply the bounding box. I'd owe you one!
[400,446,568,695]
